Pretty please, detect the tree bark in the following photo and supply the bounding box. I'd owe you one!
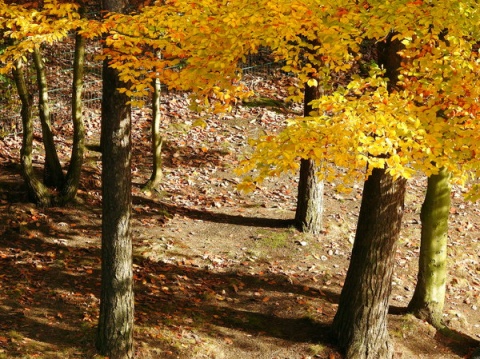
[332,167,407,359]
[58,28,86,204]
[143,75,163,191]
[332,34,407,359]
[295,159,324,234]
[96,0,134,356]
[295,80,324,234]
[408,167,450,328]
[32,45,64,188]
[12,58,51,206]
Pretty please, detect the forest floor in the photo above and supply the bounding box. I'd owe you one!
[1,72,480,358]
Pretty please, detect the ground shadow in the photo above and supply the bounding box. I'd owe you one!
[133,194,296,228]
[0,228,339,357]
[389,306,480,357]
[1,162,478,358]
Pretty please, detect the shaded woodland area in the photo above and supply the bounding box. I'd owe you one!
[1,1,480,358]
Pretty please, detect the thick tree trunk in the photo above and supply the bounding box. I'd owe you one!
[331,34,407,358]
[96,1,134,354]
[332,168,407,359]
[32,46,64,188]
[12,58,51,206]
[58,29,86,204]
[295,80,324,234]
[408,168,450,328]
[143,75,163,191]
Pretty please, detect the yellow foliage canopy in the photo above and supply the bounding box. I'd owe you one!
[2,0,480,194]
[0,0,99,72]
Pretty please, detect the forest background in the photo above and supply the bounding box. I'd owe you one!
[1,0,480,358]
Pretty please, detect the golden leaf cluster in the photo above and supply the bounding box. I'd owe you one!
[3,0,480,195]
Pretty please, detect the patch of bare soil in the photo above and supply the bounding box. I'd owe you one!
[0,73,480,358]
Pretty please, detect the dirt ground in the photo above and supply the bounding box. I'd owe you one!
[1,75,480,358]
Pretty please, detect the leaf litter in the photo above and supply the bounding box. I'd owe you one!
[0,70,479,358]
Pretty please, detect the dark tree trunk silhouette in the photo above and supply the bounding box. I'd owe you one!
[96,1,134,357]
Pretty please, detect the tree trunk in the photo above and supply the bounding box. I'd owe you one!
[32,45,64,188]
[12,58,51,206]
[96,0,134,355]
[295,80,324,234]
[58,29,86,205]
[408,167,450,328]
[332,168,407,359]
[295,159,324,234]
[143,75,163,191]
[332,35,407,359]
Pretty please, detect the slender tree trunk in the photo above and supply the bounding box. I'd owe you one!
[408,168,450,328]
[332,168,407,359]
[96,1,134,356]
[12,58,51,206]
[295,80,323,234]
[58,29,86,204]
[143,75,163,191]
[32,45,64,188]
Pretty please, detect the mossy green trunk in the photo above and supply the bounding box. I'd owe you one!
[32,46,64,188]
[58,30,86,204]
[12,59,51,206]
[408,168,450,328]
[143,75,163,191]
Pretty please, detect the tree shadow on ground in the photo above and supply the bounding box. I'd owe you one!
[388,306,479,357]
[1,164,478,358]
[133,194,296,228]
[0,229,339,357]
[434,329,480,358]
[0,210,477,358]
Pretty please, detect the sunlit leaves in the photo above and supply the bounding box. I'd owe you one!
[0,0,95,74]
[4,0,480,196]
[234,0,480,196]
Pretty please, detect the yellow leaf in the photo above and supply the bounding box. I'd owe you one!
[307,78,318,87]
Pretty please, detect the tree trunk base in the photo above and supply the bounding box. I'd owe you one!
[332,168,407,359]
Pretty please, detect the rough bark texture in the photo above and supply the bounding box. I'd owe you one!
[332,168,407,359]
[408,167,450,328]
[96,1,134,355]
[295,81,324,234]
[58,29,86,204]
[12,59,51,206]
[295,159,324,234]
[32,46,64,188]
[329,35,407,358]
[143,76,163,191]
